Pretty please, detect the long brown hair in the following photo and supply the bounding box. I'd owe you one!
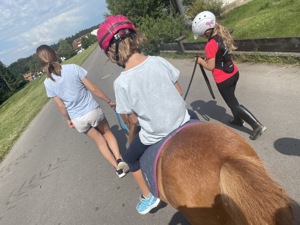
[36,45,62,81]
[212,24,237,53]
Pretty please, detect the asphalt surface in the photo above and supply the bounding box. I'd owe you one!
[0,47,299,225]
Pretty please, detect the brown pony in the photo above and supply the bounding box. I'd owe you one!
[124,118,293,225]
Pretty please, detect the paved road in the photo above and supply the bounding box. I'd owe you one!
[0,47,299,225]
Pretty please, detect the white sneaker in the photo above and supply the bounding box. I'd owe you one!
[117,159,130,173]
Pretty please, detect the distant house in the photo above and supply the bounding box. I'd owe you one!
[72,37,82,51]
[23,72,32,82]
[23,71,43,82]
[72,30,98,51]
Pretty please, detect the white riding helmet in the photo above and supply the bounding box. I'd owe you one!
[192,11,216,39]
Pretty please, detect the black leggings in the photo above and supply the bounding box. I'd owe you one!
[216,72,240,113]
[123,109,199,172]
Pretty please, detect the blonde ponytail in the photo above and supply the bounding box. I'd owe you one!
[213,24,237,53]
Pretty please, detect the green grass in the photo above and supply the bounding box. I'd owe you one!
[0,77,48,161]
[168,0,300,65]
[221,0,300,39]
[68,43,98,65]
[0,43,98,161]
[185,0,300,42]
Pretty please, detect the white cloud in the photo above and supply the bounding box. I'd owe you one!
[0,0,108,65]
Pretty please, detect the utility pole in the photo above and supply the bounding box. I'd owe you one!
[171,0,192,26]
[175,0,185,15]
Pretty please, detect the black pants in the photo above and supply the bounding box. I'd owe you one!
[216,72,240,113]
[187,109,200,120]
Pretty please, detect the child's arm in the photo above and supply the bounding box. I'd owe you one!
[52,97,74,128]
[197,57,215,71]
[174,81,183,96]
[121,113,140,146]
[82,77,115,108]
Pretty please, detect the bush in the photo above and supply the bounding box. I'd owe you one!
[137,14,188,55]
[184,0,223,20]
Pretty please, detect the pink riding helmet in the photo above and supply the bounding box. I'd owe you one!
[97,15,137,53]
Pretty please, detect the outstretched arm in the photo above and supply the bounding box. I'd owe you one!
[52,97,74,128]
[82,77,116,108]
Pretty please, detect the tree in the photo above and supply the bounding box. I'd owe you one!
[105,0,170,24]
[81,36,90,49]
[88,34,97,45]
[138,14,186,54]
[0,61,15,92]
[183,0,223,19]
[105,0,188,55]
[0,61,16,104]
[57,39,75,59]
[81,34,97,49]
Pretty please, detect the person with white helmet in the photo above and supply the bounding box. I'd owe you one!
[192,11,266,140]
[97,15,198,214]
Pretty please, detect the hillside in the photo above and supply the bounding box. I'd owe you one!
[220,0,300,39]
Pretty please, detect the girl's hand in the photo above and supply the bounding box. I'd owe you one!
[67,119,75,128]
[195,56,206,64]
[108,101,116,109]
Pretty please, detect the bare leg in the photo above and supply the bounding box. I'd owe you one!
[96,118,123,160]
[85,126,118,169]
[132,169,150,198]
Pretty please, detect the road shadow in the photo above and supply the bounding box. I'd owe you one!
[110,125,128,156]
[168,211,191,225]
[150,200,191,224]
[167,194,296,225]
[190,100,226,122]
[273,138,300,157]
[291,199,300,225]
[189,99,252,134]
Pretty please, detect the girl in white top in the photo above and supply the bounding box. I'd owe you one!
[97,15,196,214]
[36,44,129,178]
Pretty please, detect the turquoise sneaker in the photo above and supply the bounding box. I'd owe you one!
[136,193,160,215]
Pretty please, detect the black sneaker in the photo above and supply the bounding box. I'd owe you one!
[116,159,130,174]
[116,169,126,178]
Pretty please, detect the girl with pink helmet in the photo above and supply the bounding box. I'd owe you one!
[98,15,198,214]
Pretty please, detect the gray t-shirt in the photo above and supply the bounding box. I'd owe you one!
[114,56,190,145]
[44,64,99,119]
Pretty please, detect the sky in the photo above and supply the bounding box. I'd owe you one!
[0,0,109,66]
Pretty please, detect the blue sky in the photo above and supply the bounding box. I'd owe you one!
[0,0,109,66]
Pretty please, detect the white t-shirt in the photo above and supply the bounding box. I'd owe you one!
[114,56,190,145]
[44,64,99,119]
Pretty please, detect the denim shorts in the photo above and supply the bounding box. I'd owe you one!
[71,107,105,133]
